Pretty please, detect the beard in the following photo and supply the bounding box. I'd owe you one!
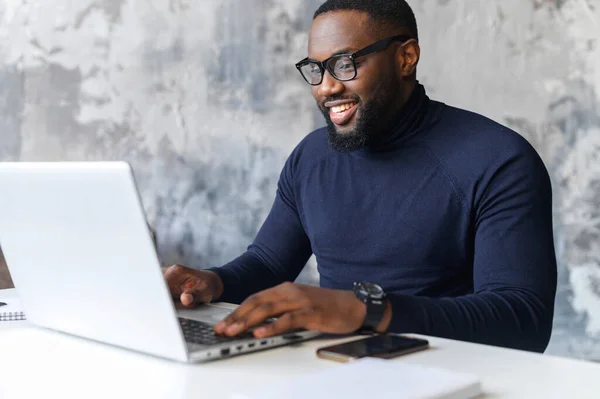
[323,100,380,152]
[320,76,398,152]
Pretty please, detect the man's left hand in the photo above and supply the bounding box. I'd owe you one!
[213,283,367,338]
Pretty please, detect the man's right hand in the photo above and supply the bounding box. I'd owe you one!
[162,264,224,308]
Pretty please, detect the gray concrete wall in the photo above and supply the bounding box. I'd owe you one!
[0,0,598,360]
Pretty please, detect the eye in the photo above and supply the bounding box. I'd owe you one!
[332,57,354,73]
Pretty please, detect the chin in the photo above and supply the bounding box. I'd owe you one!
[334,124,356,135]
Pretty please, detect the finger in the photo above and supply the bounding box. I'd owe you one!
[215,283,298,333]
[180,277,212,307]
[253,309,314,338]
[222,299,303,336]
[180,291,212,307]
[213,292,265,334]
[180,291,211,308]
[163,264,190,298]
[180,292,195,307]
[180,276,207,295]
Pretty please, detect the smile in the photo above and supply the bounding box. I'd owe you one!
[326,101,359,126]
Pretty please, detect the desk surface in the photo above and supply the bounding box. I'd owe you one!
[1,288,599,399]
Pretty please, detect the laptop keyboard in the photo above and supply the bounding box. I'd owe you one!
[178,317,254,345]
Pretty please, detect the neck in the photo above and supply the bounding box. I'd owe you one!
[365,81,428,152]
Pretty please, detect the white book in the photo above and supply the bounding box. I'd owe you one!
[234,357,481,399]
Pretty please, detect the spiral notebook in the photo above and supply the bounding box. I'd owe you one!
[0,298,26,321]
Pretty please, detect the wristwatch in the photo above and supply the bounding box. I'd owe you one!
[353,282,387,333]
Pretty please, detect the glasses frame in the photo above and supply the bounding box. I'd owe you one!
[295,35,413,86]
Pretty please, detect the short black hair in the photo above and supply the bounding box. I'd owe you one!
[313,0,418,42]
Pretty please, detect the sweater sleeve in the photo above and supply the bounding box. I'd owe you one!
[208,156,313,304]
[386,147,558,352]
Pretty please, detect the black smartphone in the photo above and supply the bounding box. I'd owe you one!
[316,334,429,363]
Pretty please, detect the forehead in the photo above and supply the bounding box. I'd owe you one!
[308,10,377,60]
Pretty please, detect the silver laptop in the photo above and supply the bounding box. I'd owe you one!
[0,161,320,363]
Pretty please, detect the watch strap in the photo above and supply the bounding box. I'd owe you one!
[353,282,387,333]
[359,296,386,333]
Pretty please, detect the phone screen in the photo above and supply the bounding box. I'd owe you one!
[319,334,429,358]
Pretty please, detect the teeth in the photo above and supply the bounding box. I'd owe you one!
[331,103,356,113]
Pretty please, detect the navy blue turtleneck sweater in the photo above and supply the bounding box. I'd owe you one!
[210,84,557,353]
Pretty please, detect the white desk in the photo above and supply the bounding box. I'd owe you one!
[1,288,599,398]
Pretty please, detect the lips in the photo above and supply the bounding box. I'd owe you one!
[326,101,359,126]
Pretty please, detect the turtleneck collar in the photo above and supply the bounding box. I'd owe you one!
[360,81,432,154]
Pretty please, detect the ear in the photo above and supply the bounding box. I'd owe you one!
[397,40,420,77]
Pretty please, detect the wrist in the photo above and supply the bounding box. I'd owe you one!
[375,300,392,333]
[353,282,387,333]
[352,295,368,329]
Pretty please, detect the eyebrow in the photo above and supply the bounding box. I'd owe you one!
[307,47,357,62]
[331,47,355,56]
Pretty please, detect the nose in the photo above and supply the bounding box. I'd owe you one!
[316,70,345,99]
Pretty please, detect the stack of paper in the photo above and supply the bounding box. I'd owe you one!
[234,357,481,399]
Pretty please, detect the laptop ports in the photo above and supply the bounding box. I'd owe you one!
[283,334,302,340]
[220,348,230,356]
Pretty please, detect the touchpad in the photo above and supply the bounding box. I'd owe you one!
[177,304,233,324]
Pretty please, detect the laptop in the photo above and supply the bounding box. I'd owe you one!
[0,161,320,363]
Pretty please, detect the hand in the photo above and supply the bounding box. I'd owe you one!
[213,282,367,338]
[162,264,224,308]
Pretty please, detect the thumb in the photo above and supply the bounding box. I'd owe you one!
[180,277,212,307]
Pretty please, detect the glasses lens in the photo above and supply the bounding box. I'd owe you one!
[329,56,355,80]
[299,62,323,85]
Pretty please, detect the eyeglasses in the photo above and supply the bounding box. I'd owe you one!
[295,35,412,86]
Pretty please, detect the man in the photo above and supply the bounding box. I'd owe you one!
[164,0,557,352]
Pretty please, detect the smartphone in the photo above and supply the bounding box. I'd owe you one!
[316,334,429,363]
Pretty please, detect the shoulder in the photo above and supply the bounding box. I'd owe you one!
[427,104,546,171]
[433,105,534,152]
[422,104,551,201]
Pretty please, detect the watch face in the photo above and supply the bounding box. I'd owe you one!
[356,282,385,299]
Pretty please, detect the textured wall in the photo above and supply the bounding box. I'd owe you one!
[0,0,599,360]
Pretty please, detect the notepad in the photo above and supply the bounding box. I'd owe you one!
[0,298,26,321]
[234,357,481,399]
